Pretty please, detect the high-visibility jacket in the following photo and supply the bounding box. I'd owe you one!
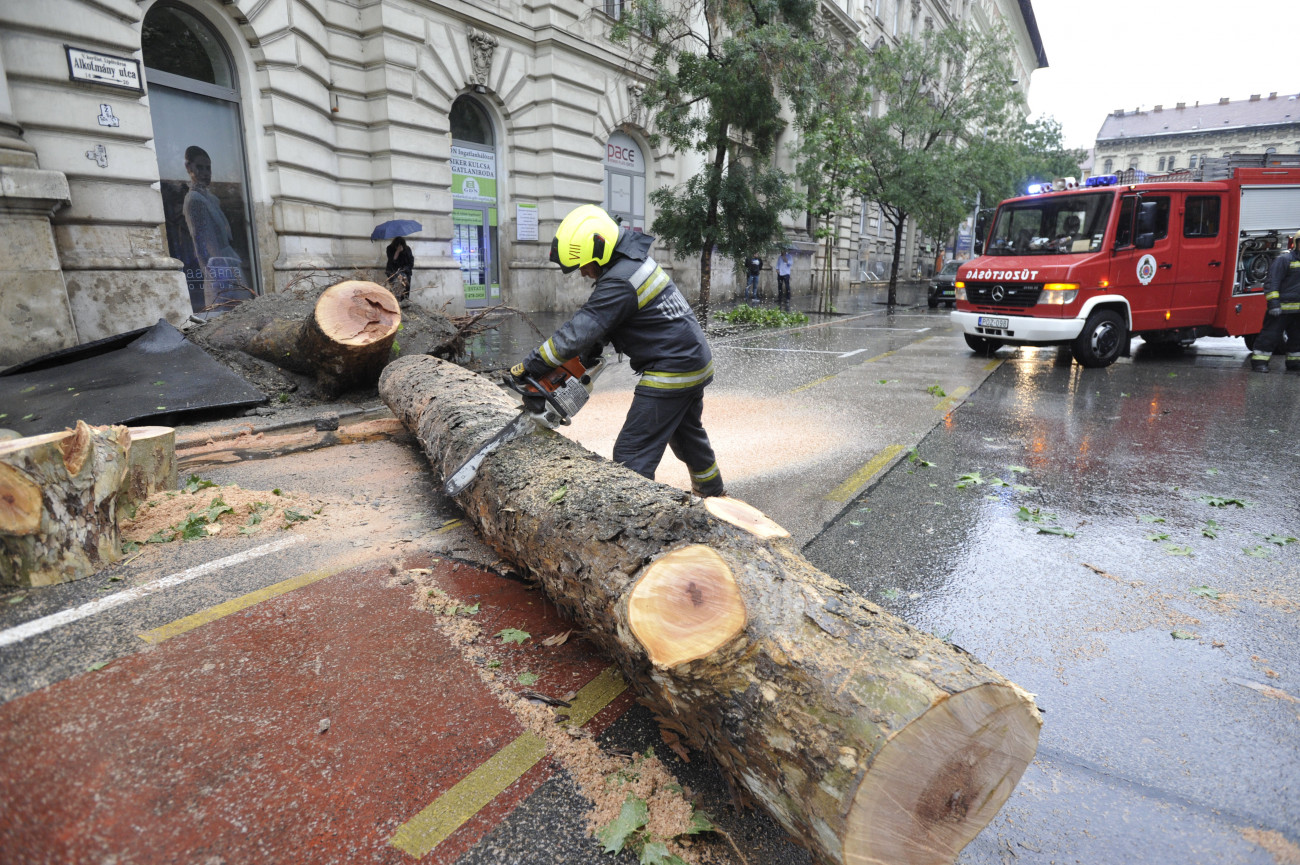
[1266,250,1300,312]
[524,229,713,396]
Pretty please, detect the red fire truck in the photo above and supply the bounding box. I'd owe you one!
[952,154,1300,367]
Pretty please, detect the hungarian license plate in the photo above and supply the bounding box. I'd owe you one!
[978,316,1009,329]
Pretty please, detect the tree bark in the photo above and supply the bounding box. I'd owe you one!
[0,421,130,587]
[379,355,1041,865]
[119,426,176,516]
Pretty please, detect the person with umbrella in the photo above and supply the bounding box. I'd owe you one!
[372,219,421,300]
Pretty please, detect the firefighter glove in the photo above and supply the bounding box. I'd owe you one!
[1268,306,1282,317]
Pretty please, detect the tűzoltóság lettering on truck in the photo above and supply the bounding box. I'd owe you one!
[950,154,1300,367]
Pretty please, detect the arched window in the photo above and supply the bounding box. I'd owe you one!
[604,132,646,231]
[144,4,258,313]
[1103,158,1113,173]
[449,96,500,307]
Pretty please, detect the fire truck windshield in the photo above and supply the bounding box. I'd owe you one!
[985,192,1113,257]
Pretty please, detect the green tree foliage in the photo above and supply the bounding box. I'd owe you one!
[612,0,817,323]
[973,116,1088,207]
[853,24,1023,307]
[793,44,871,312]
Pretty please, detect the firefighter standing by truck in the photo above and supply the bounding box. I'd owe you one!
[1251,230,1300,373]
[512,204,726,497]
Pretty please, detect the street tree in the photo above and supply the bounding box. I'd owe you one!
[853,24,1023,308]
[793,45,871,313]
[612,0,817,323]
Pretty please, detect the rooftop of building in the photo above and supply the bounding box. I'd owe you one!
[1096,92,1300,142]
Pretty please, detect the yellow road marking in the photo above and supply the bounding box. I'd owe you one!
[983,358,1002,371]
[390,666,628,858]
[934,385,971,414]
[824,444,906,503]
[137,568,337,645]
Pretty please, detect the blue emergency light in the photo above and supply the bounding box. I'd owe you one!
[1086,175,1119,187]
[1025,182,1051,195]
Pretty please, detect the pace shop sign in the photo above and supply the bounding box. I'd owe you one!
[65,46,143,92]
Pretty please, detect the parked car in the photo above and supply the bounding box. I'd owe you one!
[928,260,961,308]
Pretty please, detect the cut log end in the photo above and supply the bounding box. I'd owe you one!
[843,682,1042,865]
[315,280,401,345]
[703,496,790,539]
[0,462,42,535]
[627,545,747,668]
[60,420,92,477]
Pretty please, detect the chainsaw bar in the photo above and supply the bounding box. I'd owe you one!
[442,411,537,497]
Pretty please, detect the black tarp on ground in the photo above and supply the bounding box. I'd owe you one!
[0,320,265,436]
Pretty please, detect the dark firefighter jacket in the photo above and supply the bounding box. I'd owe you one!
[1266,250,1300,311]
[523,229,713,397]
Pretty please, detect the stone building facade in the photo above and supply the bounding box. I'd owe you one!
[1094,93,1300,178]
[0,0,1044,368]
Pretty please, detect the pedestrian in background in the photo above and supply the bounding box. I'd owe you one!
[385,236,414,300]
[776,249,793,308]
[1251,230,1300,372]
[744,253,763,303]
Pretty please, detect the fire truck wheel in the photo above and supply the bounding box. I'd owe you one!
[1073,310,1127,368]
[964,334,1003,355]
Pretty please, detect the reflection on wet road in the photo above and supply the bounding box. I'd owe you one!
[807,338,1300,864]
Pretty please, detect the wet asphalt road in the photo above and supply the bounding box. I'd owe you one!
[2,285,1297,864]
[806,337,1300,863]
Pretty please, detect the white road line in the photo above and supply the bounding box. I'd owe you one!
[720,346,847,355]
[839,349,868,358]
[0,536,303,648]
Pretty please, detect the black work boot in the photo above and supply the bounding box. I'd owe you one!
[1251,359,1270,373]
[1287,359,1300,372]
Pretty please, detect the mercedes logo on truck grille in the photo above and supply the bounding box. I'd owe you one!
[991,284,1006,302]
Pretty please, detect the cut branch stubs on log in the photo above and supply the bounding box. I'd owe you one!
[379,355,1041,865]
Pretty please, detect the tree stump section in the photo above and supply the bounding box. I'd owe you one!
[379,355,1041,865]
[240,280,402,397]
[119,426,177,516]
[0,421,131,587]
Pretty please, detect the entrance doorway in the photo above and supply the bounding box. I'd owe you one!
[450,97,499,308]
[452,204,493,305]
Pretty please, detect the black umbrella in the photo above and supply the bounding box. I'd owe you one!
[371,219,422,241]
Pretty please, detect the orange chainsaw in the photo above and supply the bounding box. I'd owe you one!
[443,355,605,496]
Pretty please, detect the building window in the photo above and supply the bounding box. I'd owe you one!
[1183,196,1220,238]
[1103,158,1113,173]
[604,131,646,232]
[1189,154,1198,169]
[1158,156,1166,171]
[894,0,903,34]
[1128,158,1138,169]
[143,3,258,314]
[1167,155,1175,170]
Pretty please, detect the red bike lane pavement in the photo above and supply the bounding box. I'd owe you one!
[0,552,633,864]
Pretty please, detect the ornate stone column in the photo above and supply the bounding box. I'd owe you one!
[0,42,77,367]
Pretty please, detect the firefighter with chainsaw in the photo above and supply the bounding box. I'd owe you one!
[511,204,726,497]
[1251,230,1300,373]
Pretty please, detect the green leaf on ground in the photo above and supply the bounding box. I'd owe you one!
[1244,546,1272,558]
[989,477,1010,487]
[1162,544,1193,556]
[955,472,984,489]
[1016,507,1056,524]
[1205,468,1219,476]
[183,474,216,494]
[86,661,109,671]
[460,602,480,615]
[1171,630,1197,640]
[907,448,934,467]
[1189,585,1220,599]
[598,795,648,854]
[517,672,539,686]
[272,488,283,496]
[487,660,502,669]
[639,841,687,865]
[497,628,531,644]
[549,485,568,504]
[1138,514,1166,523]
[1012,484,1038,493]
[848,520,863,526]
[926,384,946,397]
[1008,465,1029,474]
[1202,519,1220,539]
[1264,533,1297,546]
[686,809,715,835]
[7,594,26,605]
[881,588,900,600]
[1037,526,1075,537]
[1145,533,1170,542]
[282,509,312,524]
[1199,495,1249,508]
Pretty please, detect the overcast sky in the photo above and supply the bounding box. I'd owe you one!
[1026,1,1300,151]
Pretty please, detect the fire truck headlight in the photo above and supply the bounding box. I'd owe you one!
[955,281,966,301]
[1039,283,1079,305]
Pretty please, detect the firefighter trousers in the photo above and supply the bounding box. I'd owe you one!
[613,388,725,496]
[1252,312,1300,366]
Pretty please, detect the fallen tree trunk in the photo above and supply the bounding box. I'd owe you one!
[201,280,402,397]
[379,355,1041,865]
[0,421,130,587]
